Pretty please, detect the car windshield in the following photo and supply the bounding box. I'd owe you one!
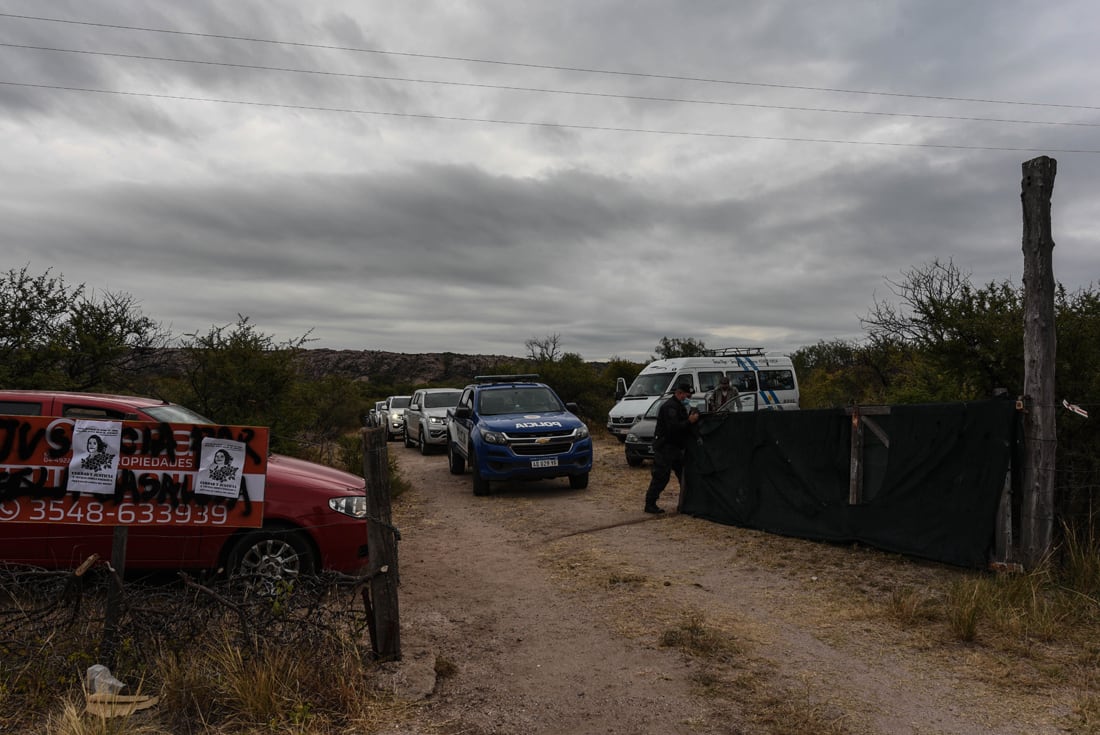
[143,403,216,424]
[424,390,461,409]
[389,396,411,409]
[625,372,674,398]
[478,387,562,415]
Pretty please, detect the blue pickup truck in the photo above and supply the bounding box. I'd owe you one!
[446,375,593,496]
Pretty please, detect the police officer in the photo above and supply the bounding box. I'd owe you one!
[644,382,700,513]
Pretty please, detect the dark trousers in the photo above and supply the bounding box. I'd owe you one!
[645,446,684,507]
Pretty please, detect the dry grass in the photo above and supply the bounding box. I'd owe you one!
[1,572,418,734]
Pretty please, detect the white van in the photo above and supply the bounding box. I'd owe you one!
[606,347,799,441]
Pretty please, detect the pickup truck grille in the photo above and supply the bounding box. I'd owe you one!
[503,429,579,456]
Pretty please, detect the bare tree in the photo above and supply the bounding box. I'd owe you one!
[525,333,563,362]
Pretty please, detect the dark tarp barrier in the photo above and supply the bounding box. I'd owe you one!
[680,400,1019,568]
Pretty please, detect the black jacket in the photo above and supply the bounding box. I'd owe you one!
[653,396,693,452]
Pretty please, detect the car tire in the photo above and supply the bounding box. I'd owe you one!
[625,452,644,467]
[448,441,465,474]
[569,472,589,490]
[227,526,315,581]
[419,425,430,455]
[470,446,490,496]
[404,427,415,448]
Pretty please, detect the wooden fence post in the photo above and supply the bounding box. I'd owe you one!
[361,426,401,660]
[1019,156,1058,570]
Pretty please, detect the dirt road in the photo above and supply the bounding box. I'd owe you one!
[375,435,1071,735]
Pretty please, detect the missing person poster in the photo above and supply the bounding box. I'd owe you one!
[195,437,247,499]
[66,420,123,495]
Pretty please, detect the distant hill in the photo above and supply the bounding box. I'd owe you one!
[148,348,612,388]
[292,349,521,386]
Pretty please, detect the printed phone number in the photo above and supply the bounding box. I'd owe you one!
[23,499,229,525]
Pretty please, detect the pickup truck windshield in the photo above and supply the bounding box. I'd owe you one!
[424,391,462,409]
[478,387,562,415]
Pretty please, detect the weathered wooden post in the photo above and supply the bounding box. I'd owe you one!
[1019,156,1057,570]
[361,426,401,660]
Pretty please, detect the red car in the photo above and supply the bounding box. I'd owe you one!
[0,390,369,578]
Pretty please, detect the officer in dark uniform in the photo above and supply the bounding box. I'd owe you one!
[644,381,700,513]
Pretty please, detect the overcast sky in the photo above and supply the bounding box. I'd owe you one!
[1,2,1096,363]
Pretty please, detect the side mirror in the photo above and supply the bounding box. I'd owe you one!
[614,377,628,401]
[565,402,581,415]
[453,405,472,420]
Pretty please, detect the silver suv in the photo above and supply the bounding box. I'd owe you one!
[381,395,411,441]
[404,388,462,454]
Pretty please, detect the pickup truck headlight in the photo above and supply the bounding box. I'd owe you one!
[328,496,368,519]
[575,425,590,439]
[429,416,446,424]
[480,428,505,444]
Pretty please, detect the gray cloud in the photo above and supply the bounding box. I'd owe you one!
[1,0,1096,363]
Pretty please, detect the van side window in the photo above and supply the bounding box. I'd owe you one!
[672,374,695,392]
[698,371,724,392]
[759,370,795,391]
[729,371,757,392]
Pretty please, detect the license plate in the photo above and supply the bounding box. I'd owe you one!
[531,458,558,468]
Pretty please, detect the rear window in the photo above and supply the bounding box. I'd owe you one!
[389,396,411,409]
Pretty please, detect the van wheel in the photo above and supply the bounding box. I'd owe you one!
[448,442,465,474]
[569,472,589,490]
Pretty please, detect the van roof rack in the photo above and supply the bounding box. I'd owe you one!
[474,374,541,384]
[704,346,766,357]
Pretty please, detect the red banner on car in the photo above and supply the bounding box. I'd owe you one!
[0,415,268,528]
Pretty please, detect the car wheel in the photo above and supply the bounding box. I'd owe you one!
[569,472,589,490]
[419,425,430,455]
[625,452,644,467]
[448,441,465,474]
[470,446,490,496]
[404,427,415,448]
[228,527,315,583]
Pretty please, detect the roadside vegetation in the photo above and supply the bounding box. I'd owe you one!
[2,262,1099,732]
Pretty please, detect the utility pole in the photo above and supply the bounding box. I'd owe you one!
[1019,156,1057,569]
